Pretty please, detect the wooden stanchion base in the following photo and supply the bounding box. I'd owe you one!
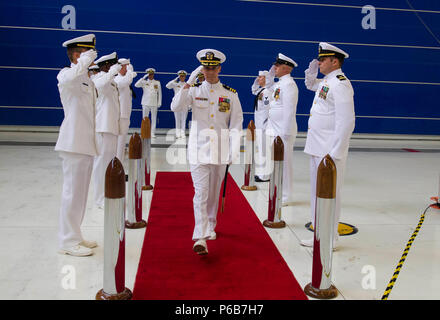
[96,288,132,300]
[241,185,257,191]
[125,220,147,229]
[142,185,154,191]
[263,219,286,229]
[304,283,338,299]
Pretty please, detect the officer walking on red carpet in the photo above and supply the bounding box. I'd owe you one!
[300,42,355,249]
[55,34,98,256]
[171,49,243,255]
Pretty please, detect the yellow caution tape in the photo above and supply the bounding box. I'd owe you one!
[381,205,431,300]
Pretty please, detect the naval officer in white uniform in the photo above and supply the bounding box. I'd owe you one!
[55,34,98,256]
[135,68,162,137]
[171,49,243,255]
[114,58,137,163]
[166,70,188,138]
[91,52,121,208]
[252,69,274,182]
[300,42,355,248]
[266,53,299,206]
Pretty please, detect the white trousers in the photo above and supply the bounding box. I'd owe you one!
[142,105,158,136]
[255,128,269,180]
[58,151,94,249]
[93,132,118,207]
[116,118,130,164]
[310,155,346,239]
[174,110,188,137]
[190,163,227,241]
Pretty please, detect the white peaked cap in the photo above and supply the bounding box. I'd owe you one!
[118,58,130,65]
[62,33,95,49]
[95,52,117,64]
[196,49,226,66]
[318,42,349,59]
[274,53,298,68]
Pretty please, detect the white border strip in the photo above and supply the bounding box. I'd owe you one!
[1,25,439,50]
[238,0,440,14]
[1,66,439,86]
[2,106,439,121]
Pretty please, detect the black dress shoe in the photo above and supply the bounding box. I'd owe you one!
[255,175,270,182]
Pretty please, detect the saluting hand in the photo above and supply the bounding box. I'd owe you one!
[109,63,122,76]
[187,65,203,86]
[80,49,97,63]
[306,59,319,77]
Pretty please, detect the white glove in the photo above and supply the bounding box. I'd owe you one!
[268,65,276,80]
[80,49,97,63]
[109,63,122,76]
[131,72,137,78]
[305,59,319,77]
[127,64,134,72]
[187,65,203,86]
[304,59,319,90]
[251,77,259,95]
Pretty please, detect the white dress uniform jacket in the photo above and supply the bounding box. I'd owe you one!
[166,78,186,95]
[55,56,97,156]
[167,79,188,137]
[114,70,136,161]
[251,83,273,131]
[304,68,355,160]
[304,68,355,239]
[171,81,243,165]
[55,49,97,250]
[135,77,162,107]
[266,74,298,137]
[114,70,136,119]
[251,82,273,180]
[266,74,298,204]
[93,71,121,136]
[171,80,243,241]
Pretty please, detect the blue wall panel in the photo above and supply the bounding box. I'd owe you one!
[0,0,439,134]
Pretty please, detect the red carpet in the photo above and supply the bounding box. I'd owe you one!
[132,171,307,300]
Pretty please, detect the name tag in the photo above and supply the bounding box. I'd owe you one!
[195,97,208,101]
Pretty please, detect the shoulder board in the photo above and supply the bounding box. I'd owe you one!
[336,75,347,81]
[191,83,202,87]
[222,84,237,93]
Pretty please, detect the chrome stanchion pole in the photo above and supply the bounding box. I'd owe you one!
[96,157,132,300]
[125,132,147,229]
[304,154,338,299]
